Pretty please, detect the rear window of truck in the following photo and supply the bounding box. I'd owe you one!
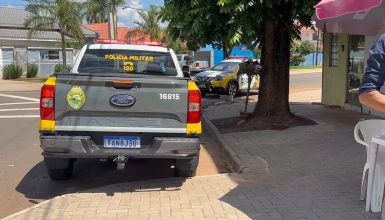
[77,49,177,76]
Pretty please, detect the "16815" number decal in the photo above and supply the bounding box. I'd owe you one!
[159,93,180,100]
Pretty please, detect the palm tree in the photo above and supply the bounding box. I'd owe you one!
[83,0,108,23]
[83,0,123,39]
[25,0,85,70]
[126,5,163,42]
[110,0,125,38]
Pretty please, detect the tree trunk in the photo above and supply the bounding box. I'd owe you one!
[223,43,228,59]
[112,9,118,40]
[253,21,291,117]
[222,41,233,59]
[60,31,67,73]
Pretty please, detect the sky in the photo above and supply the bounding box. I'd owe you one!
[0,0,164,27]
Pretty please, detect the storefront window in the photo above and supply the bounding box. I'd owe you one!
[1,48,14,66]
[329,33,338,67]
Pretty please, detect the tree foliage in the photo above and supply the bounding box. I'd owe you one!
[83,0,108,23]
[218,0,319,117]
[126,5,163,42]
[167,38,188,54]
[161,0,236,58]
[163,0,319,118]
[25,0,85,70]
[290,41,317,66]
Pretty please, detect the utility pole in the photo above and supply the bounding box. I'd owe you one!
[107,0,116,40]
[315,29,320,66]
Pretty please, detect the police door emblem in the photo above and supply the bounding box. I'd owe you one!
[67,86,86,110]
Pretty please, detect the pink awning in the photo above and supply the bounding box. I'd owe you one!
[314,0,385,36]
[316,0,382,20]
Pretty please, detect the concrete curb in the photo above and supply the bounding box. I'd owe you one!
[202,114,249,173]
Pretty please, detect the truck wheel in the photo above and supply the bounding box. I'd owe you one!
[44,158,74,180]
[226,81,238,97]
[176,156,199,178]
[178,169,197,178]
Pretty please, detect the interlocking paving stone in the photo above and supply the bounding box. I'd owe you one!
[4,103,383,220]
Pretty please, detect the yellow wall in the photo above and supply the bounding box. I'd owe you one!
[322,33,349,106]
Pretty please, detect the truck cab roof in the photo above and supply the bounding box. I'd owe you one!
[86,44,171,53]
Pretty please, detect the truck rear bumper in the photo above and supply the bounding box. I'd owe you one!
[40,135,200,159]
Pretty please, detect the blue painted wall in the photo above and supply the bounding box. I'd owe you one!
[201,45,256,66]
[300,52,323,66]
[201,45,322,66]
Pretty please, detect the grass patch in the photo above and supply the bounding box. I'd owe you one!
[290,66,322,70]
[2,64,23,79]
[14,77,47,83]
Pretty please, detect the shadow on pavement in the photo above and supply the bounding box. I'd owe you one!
[16,158,177,201]
[15,133,229,202]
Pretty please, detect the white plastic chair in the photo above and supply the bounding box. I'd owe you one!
[354,119,385,203]
[368,139,385,212]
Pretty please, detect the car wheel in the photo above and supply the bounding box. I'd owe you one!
[226,81,238,97]
[44,158,74,180]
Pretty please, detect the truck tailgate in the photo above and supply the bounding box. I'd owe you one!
[54,75,188,134]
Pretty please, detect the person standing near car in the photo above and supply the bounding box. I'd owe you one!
[359,34,385,110]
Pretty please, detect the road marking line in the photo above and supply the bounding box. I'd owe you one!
[0,108,39,112]
[0,102,39,106]
[0,115,39,118]
[0,94,39,102]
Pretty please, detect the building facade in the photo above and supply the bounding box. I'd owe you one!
[0,7,97,78]
[321,31,385,116]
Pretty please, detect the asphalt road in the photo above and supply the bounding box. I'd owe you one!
[203,71,322,107]
[290,71,322,90]
[0,90,229,218]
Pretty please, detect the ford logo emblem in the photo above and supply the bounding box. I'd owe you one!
[110,94,136,107]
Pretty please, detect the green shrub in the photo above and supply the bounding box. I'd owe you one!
[54,64,71,73]
[2,64,23,80]
[27,64,39,78]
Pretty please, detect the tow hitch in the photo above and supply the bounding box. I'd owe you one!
[114,156,127,170]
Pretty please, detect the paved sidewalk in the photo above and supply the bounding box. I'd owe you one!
[3,101,382,220]
[4,174,254,220]
[205,101,381,220]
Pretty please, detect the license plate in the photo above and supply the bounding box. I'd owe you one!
[104,136,141,149]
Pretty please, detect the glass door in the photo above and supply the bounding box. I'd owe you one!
[347,35,365,106]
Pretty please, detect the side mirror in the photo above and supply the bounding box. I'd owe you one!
[182,65,191,78]
[255,64,262,72]
[183,72,191,78]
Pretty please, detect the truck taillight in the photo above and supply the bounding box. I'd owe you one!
[187,90,201,123]
[40,85,55,120]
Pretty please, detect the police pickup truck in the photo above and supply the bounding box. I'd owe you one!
[39,44,202,180]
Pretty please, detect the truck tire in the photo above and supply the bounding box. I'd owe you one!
[178,169,197,178]
[176,156,199,178]
[44,158,74,180]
